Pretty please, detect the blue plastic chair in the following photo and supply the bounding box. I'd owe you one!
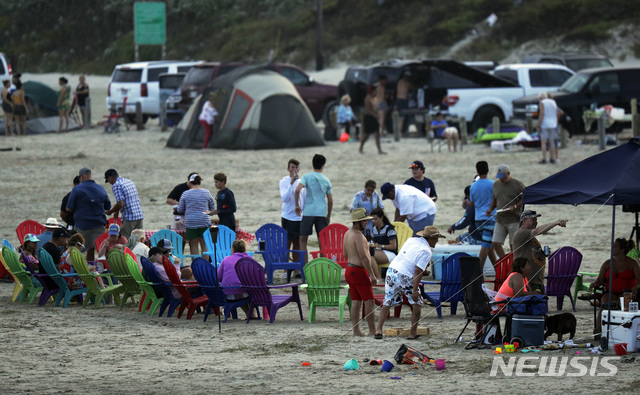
[254,223,306,285]
[2,238,15,251]
[421,252,470,319]
[38,248,87,308]
[140,256,182,318]
[150,229,199,267]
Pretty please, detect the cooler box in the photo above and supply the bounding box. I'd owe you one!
[510,314,544,346]
[602,310,640,352]
[431,244,494,280]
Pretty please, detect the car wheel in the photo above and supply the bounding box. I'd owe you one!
[322,100,338,128]
[471,106,504,135]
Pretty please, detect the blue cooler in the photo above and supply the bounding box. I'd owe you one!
[510,314,545,346]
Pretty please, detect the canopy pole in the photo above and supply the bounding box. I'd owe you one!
[605,204,615,350]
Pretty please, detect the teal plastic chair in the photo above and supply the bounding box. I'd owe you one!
[150,229,199,267]
[203,225,235,267]
[38,248,87,307]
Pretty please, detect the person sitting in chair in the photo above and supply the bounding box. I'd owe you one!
[493,257,541,311]
[217,240,258,320]
[429,112,459,152]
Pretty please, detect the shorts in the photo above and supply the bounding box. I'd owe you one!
[13,105,26,115]
[363,114,379,134]
[408,214,435,235]
[300,216,328,237]
[186,226,208,240]
[492,221,519,245]
[540,128,558,140]
[382,250,397,262]
[475,219,495,249]
[444,127,458,137]
[226,293,249,301]
[382,268,423,307]
[395,98,408,112]
[376,101,388,112]
[120,218,143,240]
[75,225,106,252]
[2,102,12,113]
[281,217,301,241]
[345,265,374,301]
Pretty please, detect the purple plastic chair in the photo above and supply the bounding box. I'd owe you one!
[21,250,60,306]
[545,246,582,311]
[235,257,304,324]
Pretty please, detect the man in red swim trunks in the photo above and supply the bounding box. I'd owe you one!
[343,208,378,336]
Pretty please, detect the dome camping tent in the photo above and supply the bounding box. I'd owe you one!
[166,65,324,150]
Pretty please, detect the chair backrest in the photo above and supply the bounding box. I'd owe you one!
[107,217,122,227]
[140,256,174,300]
[38,248,68,290]
[107,249,141,293]
[440,252,469,302]
[459,256,492,316]
[391,221,413,251]
[303,258,343,304]
[124,247,138,264]
[69,247,101,294]
[150,228,186,263]
[235,257,272,306]
[203,225,235,266]
[94,232,109,253]
[493,252,514,291]
[546,246,583,294]
[128,255,158,299]
[317,223,349,262]
[16,220,45,247]
[2,238,15,251]
[2,246,34,287]
[162,255,192,302]
[191,258,227,306]
[0,248,18,283]
[255,223,289,265]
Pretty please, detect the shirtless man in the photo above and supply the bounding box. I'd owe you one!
[359,88,385,154]
[375,75,388,136]
[396,71,414,135]
[343,208,378,336]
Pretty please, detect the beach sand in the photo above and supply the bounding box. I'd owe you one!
[0,73,638,393]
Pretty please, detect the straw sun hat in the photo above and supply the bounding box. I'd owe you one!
[348,208,373,222]
[416,225,446,239]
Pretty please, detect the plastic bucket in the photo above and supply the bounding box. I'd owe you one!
[614,343,627,356]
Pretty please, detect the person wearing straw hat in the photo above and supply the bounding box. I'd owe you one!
[343,208,378,337]
[36,217,63,251]
[374,225,445,340]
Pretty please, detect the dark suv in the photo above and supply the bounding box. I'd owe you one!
[521,52,613,72]
[512,67,640,134]
[179,62,337,122]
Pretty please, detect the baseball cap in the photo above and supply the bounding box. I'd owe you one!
[52,228,70,238]
[520,210,541,221]
[380,182,394,200]
[104,169,118,182]
[108,224,120,236]
[79,167,91,177]
[23,233,39,243]
[496,164,510,178]
[409,160,424,170]
[157,239,174,250]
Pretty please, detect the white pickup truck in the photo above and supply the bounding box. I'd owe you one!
[446,63,574,132]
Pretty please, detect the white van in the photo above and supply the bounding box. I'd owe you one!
[106,60,201,122]
[0,53,12,82]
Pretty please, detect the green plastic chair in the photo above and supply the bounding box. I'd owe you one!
[301,258,351,323]
[1,246,42,304]
[126,252,164,315]
[69,247,122,309]
[106,249,142,308]
[0,248,23,302]
[574,271,598,302]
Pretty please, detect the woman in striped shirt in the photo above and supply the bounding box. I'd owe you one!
[177,174,215,259]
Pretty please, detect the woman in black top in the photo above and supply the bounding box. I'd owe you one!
[370,208,397,276]
[75,75,89,127]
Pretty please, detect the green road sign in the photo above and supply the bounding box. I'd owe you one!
[134,2,166,45]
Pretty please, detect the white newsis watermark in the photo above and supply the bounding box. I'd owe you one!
[490,356,620,377]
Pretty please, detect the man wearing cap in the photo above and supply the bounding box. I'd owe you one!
[513,210,568,293]
[380,182,437,235]
[375,225,445,340]
[42,228,70,267]
[105,169,144,240]
[486,164,525,258]
[470,161,497,269]
[60,176,80,230]
[404,160,438,202]
[98,224,127,257]
[67,167,111,262]
[36,218,62,251]
[343,208,378,337]
[157,238,182,268]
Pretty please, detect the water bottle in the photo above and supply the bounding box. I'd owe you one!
[369,241,376,257]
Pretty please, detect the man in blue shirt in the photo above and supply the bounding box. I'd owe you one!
[295,154,333,262]
[104,168,144,239]
[404,160,437,202]
[67,167,111,261]
[469,161,497,268]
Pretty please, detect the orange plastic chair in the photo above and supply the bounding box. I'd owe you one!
[15,220,45,246]
[309,223,349,269]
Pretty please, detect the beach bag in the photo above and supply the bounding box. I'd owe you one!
[506,295,548,316]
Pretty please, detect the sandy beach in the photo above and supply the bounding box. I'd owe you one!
[0,73,638,393]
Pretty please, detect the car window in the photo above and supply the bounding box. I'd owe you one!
[147,67,169,82]
[280,67,309,85]
[112,68,143,83]
[559,73,588,93]
[566,59,613,71]
[598,72,620,93]
[345,69,368,84]
[493,70,518,84]
[159,75,186,90]
[528,69,573,87]
[619,70,640,93]
[540,58,563,65]
[184,67,214,85]
[177,66,194,73]
[0,61,5,75]
[429,68,480,89]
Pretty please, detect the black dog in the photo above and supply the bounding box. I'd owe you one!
[544,313,576,341]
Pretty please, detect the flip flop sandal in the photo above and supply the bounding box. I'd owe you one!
[465,342,479,350]
[374,333,383,340]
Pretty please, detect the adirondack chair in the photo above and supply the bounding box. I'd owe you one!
[545,246,583,311]
[69,247,122,308]
[486,252,513,291]
[106,249,141,308]
[0,247,24,302]
[140,256,181,317]
[15,220,45,247]
[2,246,42,304]
[191,258,259,323]
[129,256,164,315]
[0,239,15,280]
[38,248,87,308]
[254,223,306,285]
[235,257,304,323]
[2,238,15,251]
[421,252,470,318]
[150,228,199,266]
[377,221,413,272]
[309,223,349,268]
[162,256,208,319]
[203,225,236,267]
[107,217,122,227]
[20,250,60,306]
[94,232,109,254]
[301,258,351,323]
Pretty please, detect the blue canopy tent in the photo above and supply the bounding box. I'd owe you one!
[523,137,640,349]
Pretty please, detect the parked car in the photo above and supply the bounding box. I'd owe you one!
[107,60,202,123]
[158,73,187,125]
[0,52,11,82]
[521,52,613,72]
[512,67,640,134]
[492,63,574,89]
[178,62,245,113]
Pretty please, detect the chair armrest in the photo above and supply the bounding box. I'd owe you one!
[60,273,80,277]
[309,250,321,259]
[183,254,200,259]
[253,251,265,256]
[299,284,308,290]
[577,271,599,277]
[202,251,213,257]
[269,283,300,289]
[288,249,307,255]
[420,280,440,286]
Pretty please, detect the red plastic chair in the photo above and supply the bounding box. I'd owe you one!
[16,220,45,246]
[94,232,109,253]
[162,256,208,320]
[486,252,513,291]
[107,217,122,228]
[309,223,349,269]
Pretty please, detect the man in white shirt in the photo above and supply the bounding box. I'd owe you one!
[380,182,438,235]
[374,225,445,340]
[279,158,305,259]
